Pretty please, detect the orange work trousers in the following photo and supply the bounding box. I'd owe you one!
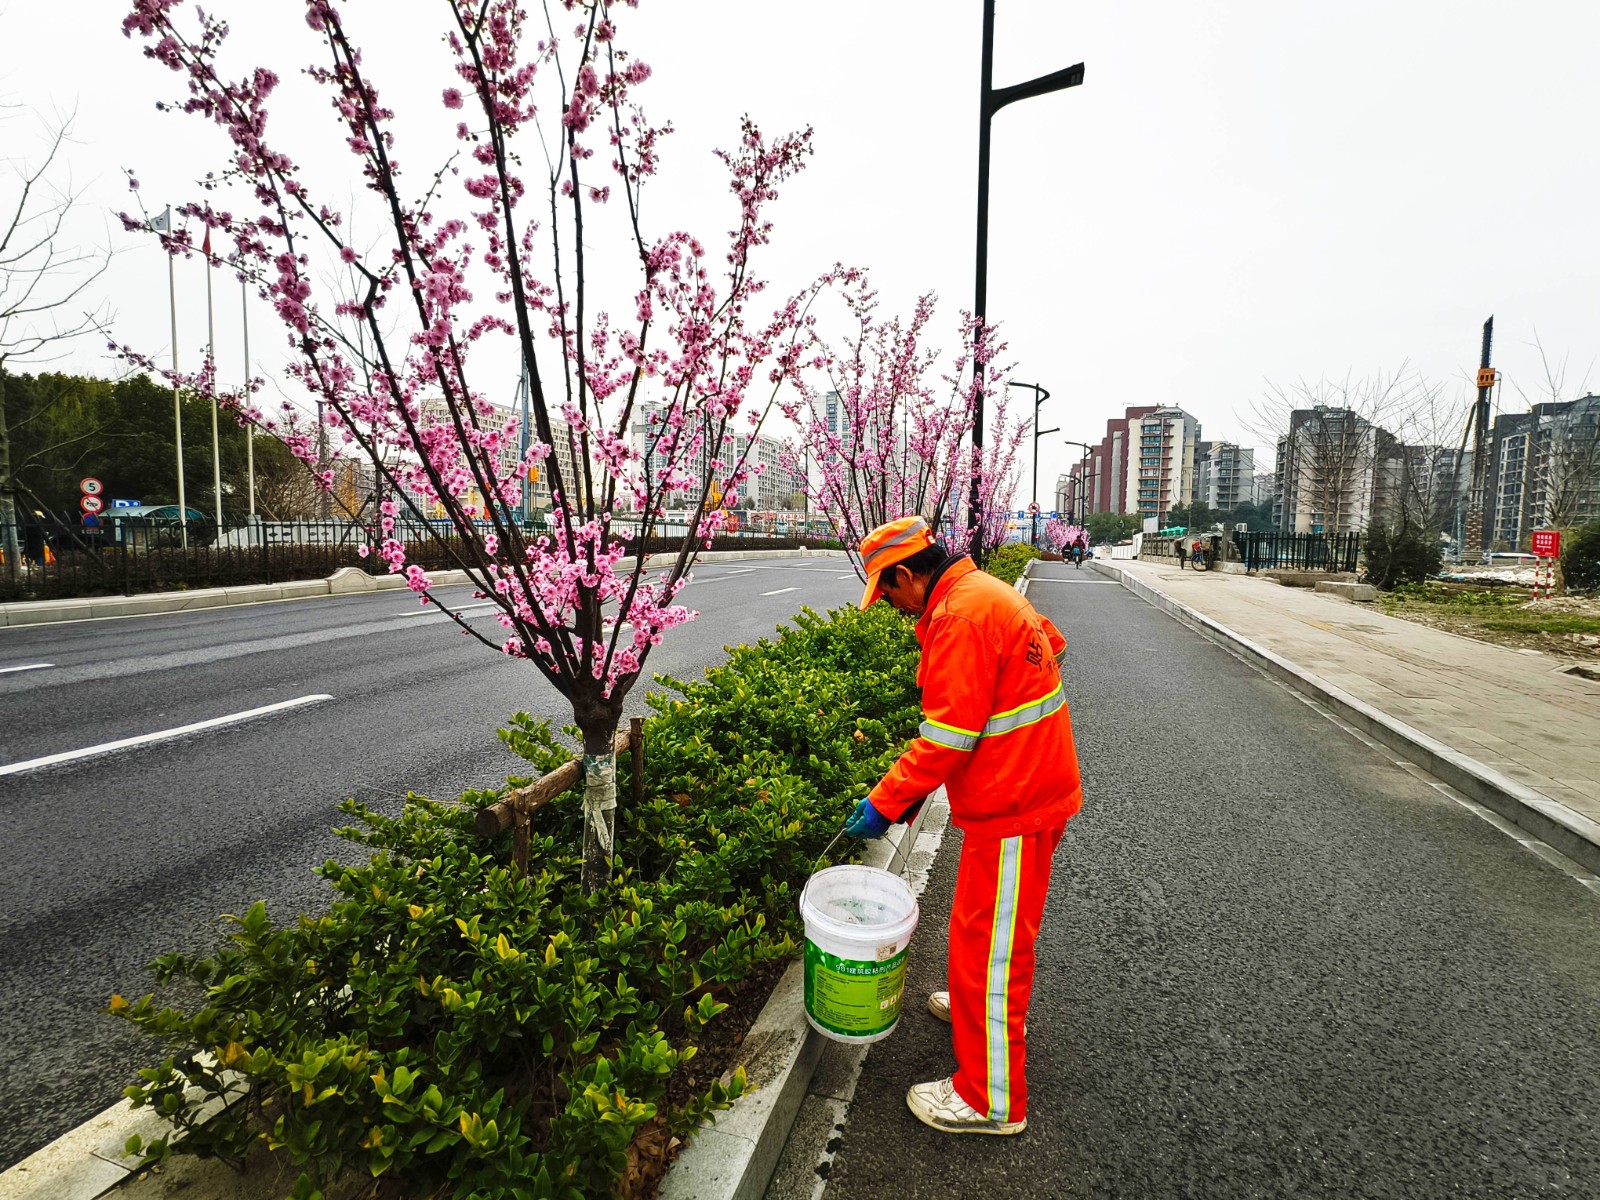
[949,824,1065,1123]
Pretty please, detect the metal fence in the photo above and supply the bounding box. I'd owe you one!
[1231,530,1361,572]
[0,517,837,603]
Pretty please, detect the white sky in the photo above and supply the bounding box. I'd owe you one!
[4,0,1598,497]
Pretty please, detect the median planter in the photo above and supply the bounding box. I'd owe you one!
[104,603,922,1200]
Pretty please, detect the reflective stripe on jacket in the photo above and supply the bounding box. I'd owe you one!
[869,556,1083,838]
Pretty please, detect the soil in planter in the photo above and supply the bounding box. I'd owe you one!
[619,959,788,1200]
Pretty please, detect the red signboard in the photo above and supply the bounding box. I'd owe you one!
[1530,529,1561,558]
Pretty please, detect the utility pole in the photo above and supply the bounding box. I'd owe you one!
[970,1,1084,551]
[1462,316,1495,556]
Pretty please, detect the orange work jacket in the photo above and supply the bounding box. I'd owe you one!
[869,556,1083,839]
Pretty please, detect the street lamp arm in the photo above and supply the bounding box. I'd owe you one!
[988,63,1086,115]
[1036,426,1060,437]
[1006,380,1049,404]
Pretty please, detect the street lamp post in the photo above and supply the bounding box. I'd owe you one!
[1008,381,1055,547]
[968,2,1084,550]
[1060,438,1094,527]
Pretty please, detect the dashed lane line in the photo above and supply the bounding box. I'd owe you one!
[0,694,335,778]
[0,663,53,675]
[396,602,497,618]
[760,587,800,596]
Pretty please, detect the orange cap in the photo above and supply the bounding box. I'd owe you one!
[859,515,935,608]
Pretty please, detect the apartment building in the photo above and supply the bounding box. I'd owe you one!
[1273,406,1397,536]
[1195,442,1256,512]
[1485,394,1600,550]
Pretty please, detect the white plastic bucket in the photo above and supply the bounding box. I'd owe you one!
[800,864,920,1043]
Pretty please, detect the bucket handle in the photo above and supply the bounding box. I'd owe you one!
[817,820,914,880]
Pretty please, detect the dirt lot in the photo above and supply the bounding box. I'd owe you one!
[1377,582,1600,662]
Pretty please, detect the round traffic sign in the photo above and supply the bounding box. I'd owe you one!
[80,494,106,514]
[80,476,104,496]
[1027,502,1040,514]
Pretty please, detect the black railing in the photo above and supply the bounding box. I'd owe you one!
[0,518,839,603]
[1232,530,1361,573]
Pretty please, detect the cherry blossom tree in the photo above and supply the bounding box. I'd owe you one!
[119,0,813,890]
[1041,517,1078,554]
[776,270,1025,576]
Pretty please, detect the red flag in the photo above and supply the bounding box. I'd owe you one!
[202,226,212,259]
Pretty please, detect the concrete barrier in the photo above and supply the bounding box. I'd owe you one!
[0,551,846,627]
[1314,580,1379,602]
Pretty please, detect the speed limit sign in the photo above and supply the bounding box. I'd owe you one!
[80,477,104,496]
[80,494,106,514]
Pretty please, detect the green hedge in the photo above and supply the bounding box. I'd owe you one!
[109,603,920,1200]
[1562,521,1600,595]
[983,542,1041,586]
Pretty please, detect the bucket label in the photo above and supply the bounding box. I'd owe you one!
[804,943,908,1038]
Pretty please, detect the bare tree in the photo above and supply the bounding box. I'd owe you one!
[1510,338,1600,534]
[1246,366,1436,540]
[0,108,111,564]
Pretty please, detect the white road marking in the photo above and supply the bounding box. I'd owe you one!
[0,694,335,777]
[742,564,851,574]
[760,587,800,596]
[0,663,53,675]
[398,602,497,618]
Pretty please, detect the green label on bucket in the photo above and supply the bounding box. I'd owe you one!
[803,943,908,1038]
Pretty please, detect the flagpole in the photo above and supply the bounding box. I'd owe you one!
[242,272,255,524]
[162,206,188,550]
[204,229,223,531]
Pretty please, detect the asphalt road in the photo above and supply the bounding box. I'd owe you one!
[818,561,1600,1200]
[0,556,862,1170]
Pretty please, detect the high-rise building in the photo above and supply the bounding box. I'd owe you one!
[1273,406,1396,536]
[731,431,792,510]
[1132,407,1202,525]
[411,396,583,518]
[1484,394,1600,550]
[1195,442,1256,512]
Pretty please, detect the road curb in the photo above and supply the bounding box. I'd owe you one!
[658,798,938,1200]
[0,1065,239,1200]
[1092,561,1600,875]
[0,550,846,628]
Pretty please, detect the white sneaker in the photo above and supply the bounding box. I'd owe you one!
[905,1076,1027,1136]
[927,990,1026,1036]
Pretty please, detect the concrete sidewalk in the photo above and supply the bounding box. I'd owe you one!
[1088,557,1600,869]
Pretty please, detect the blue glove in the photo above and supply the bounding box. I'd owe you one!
[843,797,892,840]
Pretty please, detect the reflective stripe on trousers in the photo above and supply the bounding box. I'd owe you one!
[949,823,1064,1123]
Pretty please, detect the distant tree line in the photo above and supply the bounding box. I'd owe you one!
[0,370,310,527]
[1162,499,1277,533]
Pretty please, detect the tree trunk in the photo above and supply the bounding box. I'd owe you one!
[0,368,21,570]
[579,717,620,894]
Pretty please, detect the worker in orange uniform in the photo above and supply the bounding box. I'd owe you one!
[844,515,1083,1136]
